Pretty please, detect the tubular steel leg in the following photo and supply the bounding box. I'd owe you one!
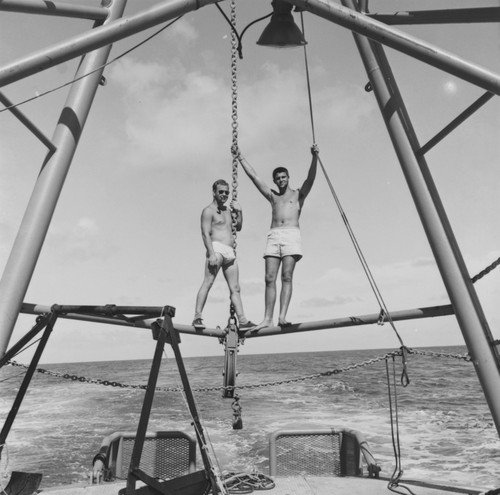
[0,312,58,456]
[125,309,171,495]
[342,0,500,437]
[0,313,52,368]
[0,0,127,358]
[166,316,221,494]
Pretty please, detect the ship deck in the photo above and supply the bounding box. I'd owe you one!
[43,476,477,495]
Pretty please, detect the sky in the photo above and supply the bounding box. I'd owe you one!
[0,0,499,364]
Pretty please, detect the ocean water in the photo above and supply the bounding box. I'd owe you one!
[1,346,499,492]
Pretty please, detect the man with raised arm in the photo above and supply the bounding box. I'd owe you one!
[234,144,319,330]
[193,179,255,330]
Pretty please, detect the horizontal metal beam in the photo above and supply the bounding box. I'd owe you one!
[0,0,217,88]
[368,7,500,25]
[291,0,500,95]
[0,0,108,21]
[240,304,455,338]
[2,0,500,98]
[20,303,227,338]
[22,302,455,339]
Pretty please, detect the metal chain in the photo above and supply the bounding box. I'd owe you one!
[471,255,500,283]
[230,0,239,248]
[4,347,471,393]
[229,0,239,322]
[407,348,472,361]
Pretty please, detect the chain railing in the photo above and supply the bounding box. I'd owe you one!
[4,347,471,393]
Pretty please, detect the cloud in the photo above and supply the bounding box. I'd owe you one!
[238,64,372,151]
[410,257,437,268]
[109,58,170,95]
[47,217,117,262]
[108,57,229,170]
[106,58,374,172]
[166,18,199,43]
[300,295,361,308]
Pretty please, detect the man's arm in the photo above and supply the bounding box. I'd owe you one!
[233,149,273,202]
[299,144,319,203]
[200,207,217,267]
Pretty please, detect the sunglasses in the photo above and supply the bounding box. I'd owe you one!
[218,190,230,195]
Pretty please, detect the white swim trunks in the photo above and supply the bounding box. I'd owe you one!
[264,227,303,260]
[212,241,236,266]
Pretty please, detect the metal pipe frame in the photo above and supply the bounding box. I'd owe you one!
[0,312,57,455]
[239,305,455,338]
[21,301,455,338]
[125,312,171,495]
[163,316,220,494]
[418,91,494,156]
[290,0,500,95]
[0,0,128,357]
[0,313,52,368]
[0,0,108,21]
[1,0,499,357]
[341,0,500,437]
[0,0,218,88]
[1,0,500,97]
[368,7,500,25]
[20,303,228,338]
[0,0,498,413]
[0,91,56,152]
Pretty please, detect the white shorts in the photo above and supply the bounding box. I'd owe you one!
[264,227,303,260]
[212,241,236,266]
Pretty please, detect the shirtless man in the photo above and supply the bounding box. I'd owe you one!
[234,145,319,329]
[193,179,254,330]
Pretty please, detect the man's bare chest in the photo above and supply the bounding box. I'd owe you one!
[274,191,299,209]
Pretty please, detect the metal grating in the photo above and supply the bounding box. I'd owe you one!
[119,436,194,480]
[273,432,342,477]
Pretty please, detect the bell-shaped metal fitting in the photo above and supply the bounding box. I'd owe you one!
[256,0,307,47]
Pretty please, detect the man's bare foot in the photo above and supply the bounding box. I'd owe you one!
[278,319,293,328]
[252,320,273,331]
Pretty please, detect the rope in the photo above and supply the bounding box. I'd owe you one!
[386,356,416,495]
[300,13,316,144]
[298,13,408,379]
[222,472,275,494]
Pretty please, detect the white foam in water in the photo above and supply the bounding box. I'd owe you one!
[0,347,499,491]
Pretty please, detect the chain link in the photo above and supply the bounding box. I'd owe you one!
[230,0,239,250]
[407,348,472,361]
[228,0,239,322]
[471,255,500,284]
[4,347,471,393]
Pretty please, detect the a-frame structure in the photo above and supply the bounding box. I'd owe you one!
[1,0,500,441]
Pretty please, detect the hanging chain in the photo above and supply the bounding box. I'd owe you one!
[5,347,471,393]
[229,0,239,322]
[230,0,239,245]
[471,255,500,283]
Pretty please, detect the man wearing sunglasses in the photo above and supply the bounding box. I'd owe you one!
[193,179,255,330]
